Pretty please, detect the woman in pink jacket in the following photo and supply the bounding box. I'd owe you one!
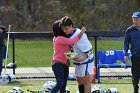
[51,20,86,93]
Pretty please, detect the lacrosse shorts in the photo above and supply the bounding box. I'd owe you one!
[74,54,94,77]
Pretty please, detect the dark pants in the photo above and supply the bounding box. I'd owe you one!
[51,62,69,93]
[131,56,140,93]
[0,46,5,76]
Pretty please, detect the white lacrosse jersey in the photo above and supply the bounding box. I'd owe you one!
[69,28,94,77]
[70,28,92,58]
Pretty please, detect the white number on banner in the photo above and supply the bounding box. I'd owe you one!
[105,51,114,56]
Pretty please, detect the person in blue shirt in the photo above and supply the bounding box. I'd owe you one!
[0,26,6,77]
[124,12,140,93]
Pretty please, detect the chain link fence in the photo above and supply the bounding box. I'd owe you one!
[2,31,132,83]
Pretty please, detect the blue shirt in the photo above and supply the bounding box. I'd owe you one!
[124,25,140,57]
[0,33,5,46]
[0,33,6,59]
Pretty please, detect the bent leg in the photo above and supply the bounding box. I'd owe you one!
[83,73,91,93]
[77,74,91,93]
[77,77,84,93]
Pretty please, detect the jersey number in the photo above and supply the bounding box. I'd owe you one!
[105,51,114,56]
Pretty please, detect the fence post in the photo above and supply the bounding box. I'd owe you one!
[12,36,15,75]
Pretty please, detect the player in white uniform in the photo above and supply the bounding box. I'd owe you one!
[60,16,94,93]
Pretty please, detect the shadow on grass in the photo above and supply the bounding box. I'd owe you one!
[6,81,29,86]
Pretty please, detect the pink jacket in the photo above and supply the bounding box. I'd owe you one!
[53,36,79,65]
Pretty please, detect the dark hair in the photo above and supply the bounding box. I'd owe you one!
[52,20,67,37]
[0,25,7,33]
[60,16,73,28]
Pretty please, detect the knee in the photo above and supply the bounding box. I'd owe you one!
[83,77,91,85]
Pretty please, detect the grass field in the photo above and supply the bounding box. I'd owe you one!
[0,79,135,93]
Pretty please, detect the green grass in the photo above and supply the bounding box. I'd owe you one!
[96,39,124,50]
[0,79,135,93]
[6,39,53,67]
[6,38,125,67]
